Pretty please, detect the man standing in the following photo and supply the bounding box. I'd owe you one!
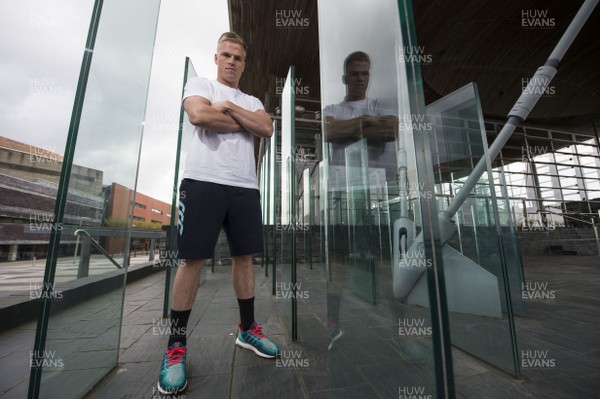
[324,51,397,190]
[324,51,397,163]
[158,32,280,395]
[323,51,397,350]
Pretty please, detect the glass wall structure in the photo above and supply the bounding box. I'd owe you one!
[162,56,208,317]
[279,66,298,339]
[426,84,520,376]
[23,0,597,396]
[256,1,529,397]
[28,0,161,397]
[484,122,600,228]
[315,0,452,396]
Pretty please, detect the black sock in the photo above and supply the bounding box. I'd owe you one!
[168,309,191,347]
[237,297,255,331]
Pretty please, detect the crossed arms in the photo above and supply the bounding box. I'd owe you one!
[183,96,273,138]
[325,114,398,142]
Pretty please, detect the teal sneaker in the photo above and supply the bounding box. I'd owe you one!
[157,342,187,394]
[235,322,281,358]
[327,322,344,350]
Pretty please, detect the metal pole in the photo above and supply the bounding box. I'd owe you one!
[593,220,600,257]
[445,0,599,219]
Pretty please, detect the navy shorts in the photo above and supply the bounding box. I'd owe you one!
[176,179,264,259]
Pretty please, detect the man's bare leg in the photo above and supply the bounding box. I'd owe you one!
[164,259,204,348]
[172,259,204,310]
[158,259,203,394]
[232,255,254,299]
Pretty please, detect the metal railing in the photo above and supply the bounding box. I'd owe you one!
[71,228,166,278]
[74,229,122,277]
[541,209,600,256]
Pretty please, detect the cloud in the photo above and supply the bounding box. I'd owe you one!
[137,0,230,203]
[0,0,91,151]
[0,0,229,204]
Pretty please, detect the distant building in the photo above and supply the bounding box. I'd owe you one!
[0,136,171,261]
[0,136,104,261]
[103,182,171,254]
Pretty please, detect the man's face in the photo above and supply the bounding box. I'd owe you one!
[343,60,370,100]
[214,40,246,87]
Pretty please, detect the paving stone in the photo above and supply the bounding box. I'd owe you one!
[2,254,598,398]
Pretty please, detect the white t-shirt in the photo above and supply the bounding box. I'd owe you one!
[322,97,389,120]
[322,97,397,177]
[182,77,264,189]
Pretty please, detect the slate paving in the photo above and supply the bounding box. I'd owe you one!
[0,254,597,398]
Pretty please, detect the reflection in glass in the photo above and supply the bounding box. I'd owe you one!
[164,57,202,317]
[32,0,161,397]
[269,119,278,294]
[278,67,297,339]
[426,83,520,376]
[317,0,441,396]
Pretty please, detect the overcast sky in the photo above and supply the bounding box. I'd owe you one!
[319,0,403,106]
[0,0,228,203]
[1,0,415,206]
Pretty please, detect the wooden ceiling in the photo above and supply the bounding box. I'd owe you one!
[228,0,320,113]
[230,0,599,134]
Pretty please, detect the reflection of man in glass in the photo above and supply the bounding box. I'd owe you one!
[324,51,397,153]
[323,51,397,350]
[157,32,280,395]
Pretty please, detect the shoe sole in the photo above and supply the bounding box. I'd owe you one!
[328,329,344,350]
[235,337,277,359]
[157,380,187,395]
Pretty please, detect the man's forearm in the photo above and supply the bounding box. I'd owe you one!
[362,125,397,141]
[186,101,243,132]
[201,111,243,132]
[219,101,273,138]
[326,115,397,142]
[325,118,362,140]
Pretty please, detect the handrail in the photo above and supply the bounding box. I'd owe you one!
[541,209,600,257]
[540,209,595,226]
[74,229,122,269]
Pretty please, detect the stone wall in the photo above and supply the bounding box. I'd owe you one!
[212,223,599,267]
[516,227,599,256]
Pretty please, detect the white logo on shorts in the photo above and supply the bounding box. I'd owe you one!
[178,202,185,236]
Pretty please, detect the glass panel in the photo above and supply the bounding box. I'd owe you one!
[303,168,311,225]
[427,83,520,375]
[32,0,161,397]
[493,167,527,316]
[163,57,203,317]
[317,0,445,396]
[302,167,314,270]
[270,120,278,296]
[319,161,328,272]
[276,68,297,339]
[344,139,378,304]
[261,144,269,224]
[281,67,294,226]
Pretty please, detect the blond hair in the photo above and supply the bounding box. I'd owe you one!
[344,51,370,73]
[217,32,247,52]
